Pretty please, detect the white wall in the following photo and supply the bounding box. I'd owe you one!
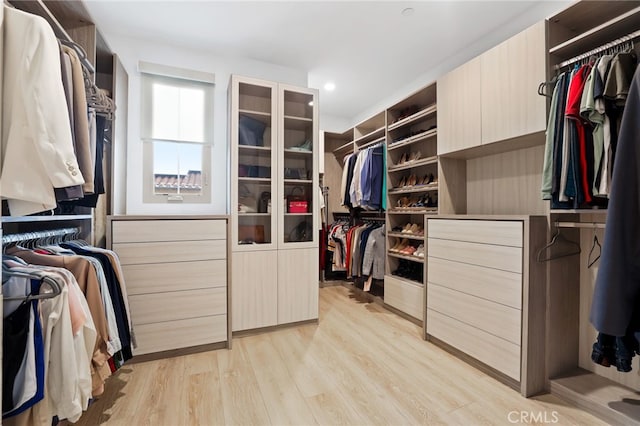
[102,33,308,215]
[349,1,569,126]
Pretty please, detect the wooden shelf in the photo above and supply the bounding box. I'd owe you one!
[388,129,437,151]
[388,184,438,195]
[2,214,92,223]
[284,148,312,156]
[333,141,355,155]
[239,110,271,125]
[388,252,425,263]
[357,136,386,151]
[388,104,437,131]
[387,232,424,241]
[284,213,312,216]
[550,369,640,426]
[388,209,438,215]
[237,213,271,217]
[284,179,312,184]
[284,115,313,130]
[238,177,271,183]
[388,156,438,172]
[353,126,385,146]
[550,209,607,214]
[239,145,271,152]
[549,6,640,61]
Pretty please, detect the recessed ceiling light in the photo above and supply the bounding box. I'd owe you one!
[308,101,314,106]
[402,7,414,16]
[324,82,336,91]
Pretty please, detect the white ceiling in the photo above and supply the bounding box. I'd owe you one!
[83,0,571,124]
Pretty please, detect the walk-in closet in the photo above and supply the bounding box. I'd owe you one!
[2,0,640,424]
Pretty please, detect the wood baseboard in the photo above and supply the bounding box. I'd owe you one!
[232,319,319,338]
[129,341,229,364]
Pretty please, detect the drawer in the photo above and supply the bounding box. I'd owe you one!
[133,315,227,355]
[384,275,423,320]
[428,257,522,309]
[428,238,522,273]
[427,284,521,345]
[428,219,523,247]
[129,287,226,325]
[123,260,226,295]
[112,219,226,243]
[114,240,226,265]
[427,309,520,381]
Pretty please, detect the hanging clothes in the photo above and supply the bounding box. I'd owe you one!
[0,6,86,216]
[341,144,386,211]
[541,51,638,208]
[590,66,640,364]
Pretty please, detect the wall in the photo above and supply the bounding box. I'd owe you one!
[101,33,309,215]
[349,1,569,127]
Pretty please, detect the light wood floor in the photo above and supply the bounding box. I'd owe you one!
[72,285,605,425]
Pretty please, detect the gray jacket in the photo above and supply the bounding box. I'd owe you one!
[362,225,385,280]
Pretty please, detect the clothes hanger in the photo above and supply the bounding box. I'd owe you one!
[2,267,62,301]
[588,234,602,268]
[536,226,581,262]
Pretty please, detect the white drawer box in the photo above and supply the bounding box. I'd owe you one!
[427,309,521,381]
[114,240,226,265]
[428,238,522,274]
[129,287,227,325]
[112,219,226,243]
[384,275,423,320]
[428,219,523,247]
[123,260,227,295]
[427,257,522,309]
[427,284,521,345]
[133,315,227,355]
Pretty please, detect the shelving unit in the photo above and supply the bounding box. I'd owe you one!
[384,81,437,323]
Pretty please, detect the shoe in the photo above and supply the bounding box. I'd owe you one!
[398,152,408,166]
[407,174,417,186]
[402,245,417,256]
[390,239,402,252]
[401,223,412,233]
[290,139,312,151]
[397,176,407,188]
[408,151,421,163]
[415,244,425,257]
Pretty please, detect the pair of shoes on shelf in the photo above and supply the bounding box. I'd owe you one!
[414,173,435,186]
[289,139,312,151]
[401,223,423,235]
[395,151,422,167]
[393,105,420,123]
[396,175,417,188]
[390,238,409,253]
[415,244,425,257]
[391,259,423,282]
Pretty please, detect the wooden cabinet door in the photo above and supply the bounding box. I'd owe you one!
[232,250,278,331]
[277,247,318,324]
[481,21,547,145]
[437,56,482,155]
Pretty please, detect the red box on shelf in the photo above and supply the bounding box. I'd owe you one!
[288,201,308,213]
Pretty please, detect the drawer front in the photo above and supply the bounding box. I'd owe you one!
[427,309,520,381]
[428,219,522,247]
[123,260,226,295]
[427,284,521,345]
[112,219,227,243]
[129,287,227,325]
[384,275,423,320]
[133,315,227,355]
[428,257,522,309]
[114,240,226,265]
[428,238,522,273]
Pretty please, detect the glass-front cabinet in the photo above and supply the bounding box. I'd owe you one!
[230,77,318,251]
[278,85,318,248]
[231,77,278,250]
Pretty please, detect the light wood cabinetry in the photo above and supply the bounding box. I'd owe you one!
[108,216,230,356]
[230,75,319,333]
[480,21,547,145]
[425,216,546,397]
[437,21,547,157]
[437,57,481,155]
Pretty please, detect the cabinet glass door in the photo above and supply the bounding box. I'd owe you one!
[235,81,277,248]
[280,88,316,245]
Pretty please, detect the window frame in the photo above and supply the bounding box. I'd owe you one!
[139,66,215,204]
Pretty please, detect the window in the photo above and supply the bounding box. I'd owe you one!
[140,62,215,203]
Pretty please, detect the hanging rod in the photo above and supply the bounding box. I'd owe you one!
[556,221,606,229]
[555,29,640,70]
[2,227,79,245]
